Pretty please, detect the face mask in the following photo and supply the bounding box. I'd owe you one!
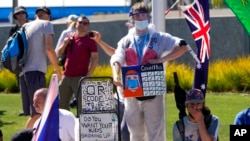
[127,79,139,89]
[134,20,148,30]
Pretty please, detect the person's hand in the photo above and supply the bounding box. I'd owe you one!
[63,36,71,45]
[54,68,62,81]
[113,73,123,87]
[57,72,62,81]
[188,105,203,123]
[90,31,102,43]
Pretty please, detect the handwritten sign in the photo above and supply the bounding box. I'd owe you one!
[121,63,166,97]
[80,113,118,141]
[81,80,114,112]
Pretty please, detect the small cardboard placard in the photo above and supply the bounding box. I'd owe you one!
[80,113,118,141]
[121,63,166,97]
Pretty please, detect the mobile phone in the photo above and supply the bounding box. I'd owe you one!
[88,31,95,37]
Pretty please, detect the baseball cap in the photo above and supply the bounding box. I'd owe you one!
[35,6,51,15]
[13,6,28,19]
[67,14,78,22]
[185,89,205,104]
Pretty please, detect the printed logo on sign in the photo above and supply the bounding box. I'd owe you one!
[230,125,250,141]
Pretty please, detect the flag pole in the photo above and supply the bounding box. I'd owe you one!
[152,0,166,32]
[187,45,201,65]
[164,0,180,15]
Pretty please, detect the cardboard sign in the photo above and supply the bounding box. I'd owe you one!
[121,63,166,97]
[80,113,118,141]
[81,80,113,112]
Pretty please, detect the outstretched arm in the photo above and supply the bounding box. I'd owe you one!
[91,30,116,57]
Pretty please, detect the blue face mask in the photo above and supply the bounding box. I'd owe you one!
[127,79,139,89]
[134,20,148,30]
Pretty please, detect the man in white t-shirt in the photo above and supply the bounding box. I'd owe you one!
[33,88,76,141]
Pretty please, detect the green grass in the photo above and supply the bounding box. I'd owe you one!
[1,93,250,140]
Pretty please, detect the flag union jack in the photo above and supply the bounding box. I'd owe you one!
[181,0,210,96]
[182,0,210,63]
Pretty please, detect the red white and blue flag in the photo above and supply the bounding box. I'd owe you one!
[32,74,60,141]
[181,0,210,96]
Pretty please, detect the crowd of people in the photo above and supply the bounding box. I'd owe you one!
[1,2,249,141]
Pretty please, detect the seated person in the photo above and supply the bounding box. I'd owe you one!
[33,88,76,141]
[173,88,219,141]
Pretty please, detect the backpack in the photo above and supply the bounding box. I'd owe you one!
[175,114,219,141]
[1,27,28,75]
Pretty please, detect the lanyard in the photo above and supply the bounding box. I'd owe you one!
[133,32,149,63]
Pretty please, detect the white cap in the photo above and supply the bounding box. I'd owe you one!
[67,14,78,22]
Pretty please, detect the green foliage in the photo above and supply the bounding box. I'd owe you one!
[208,56,250,92]
[0,70,19,93]
[2,56,250,93]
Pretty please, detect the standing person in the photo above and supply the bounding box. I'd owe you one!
[55,14,78,49]
[33,88,76,141]
[92,31,130,141]
[110,2,188,141]
[55,14,78,107]
[173,89,219,141]
[9,6,28,37]
[19,6,62,128]
[9,6,29,116]
[234,108,250,125]
[56,16,98,110]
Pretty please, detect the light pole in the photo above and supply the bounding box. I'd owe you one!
[12,0,18,24]
[152,0,166,32]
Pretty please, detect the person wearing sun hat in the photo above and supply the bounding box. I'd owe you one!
[173,88,220,141]
[9,6,28,36]
[8,6,29,117]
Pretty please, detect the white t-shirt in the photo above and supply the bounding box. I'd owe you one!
[34,109,76,141]
[173,115,219,141]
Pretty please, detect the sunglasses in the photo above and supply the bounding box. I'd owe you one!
[78,21,89,25]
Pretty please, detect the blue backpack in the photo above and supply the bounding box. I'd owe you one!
[1,27,28,75]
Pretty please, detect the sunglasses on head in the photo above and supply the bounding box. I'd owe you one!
[78,21,89,25]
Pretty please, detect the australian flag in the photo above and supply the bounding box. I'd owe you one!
[32,74,60,141]
[181,0,210,97]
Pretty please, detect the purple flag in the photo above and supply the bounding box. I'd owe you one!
[32,74,59,141]
[181,0,210,96]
